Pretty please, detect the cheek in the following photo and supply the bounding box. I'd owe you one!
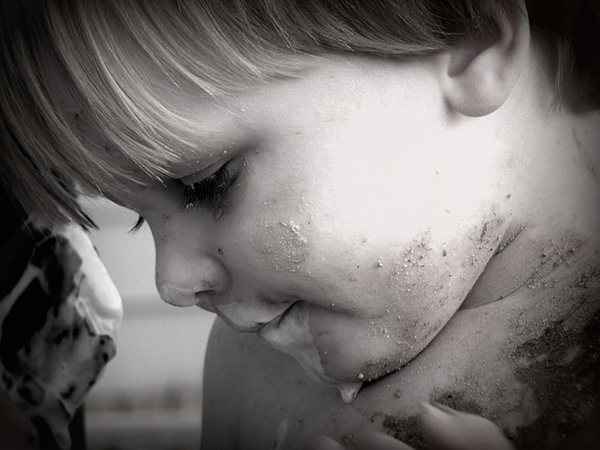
[240,177,318,276]
[308,209,512,381]
[249,216,312,274]
[317,108,504,240]
[326,164,499,242]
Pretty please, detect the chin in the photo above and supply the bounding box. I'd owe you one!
[308,340,418,403]
[311,311,444,381]
[258,298,447,402]
[257,301,367,403]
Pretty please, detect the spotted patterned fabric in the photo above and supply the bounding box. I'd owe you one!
[0,218,122,449]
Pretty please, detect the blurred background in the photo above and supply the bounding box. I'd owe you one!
[82,198,216,450]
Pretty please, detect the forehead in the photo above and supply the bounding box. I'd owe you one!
[49,52,313,147]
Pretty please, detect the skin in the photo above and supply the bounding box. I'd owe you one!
[112,52,520,384]
[129,52,599,448]
[53,6,600,449]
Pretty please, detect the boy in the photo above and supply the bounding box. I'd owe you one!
[1,1,599,448]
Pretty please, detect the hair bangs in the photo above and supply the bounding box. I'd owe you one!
[0,2,96,227]
[41,0,309,191]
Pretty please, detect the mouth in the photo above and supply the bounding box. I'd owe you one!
[214,300,299,333]
[257,301,363,404]
[257,300,299,335]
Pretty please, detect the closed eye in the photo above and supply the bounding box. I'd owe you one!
[180,163,235,211]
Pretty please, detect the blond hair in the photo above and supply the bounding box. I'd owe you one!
[1,0,599,226]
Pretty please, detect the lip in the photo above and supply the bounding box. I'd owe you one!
[257,301,299,336]
[215,300,300,333]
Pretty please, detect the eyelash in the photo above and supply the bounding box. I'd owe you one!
[180,164,234,211]
[128,163,236,233]
[129,215,146,233]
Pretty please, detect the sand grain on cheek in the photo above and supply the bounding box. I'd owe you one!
[251,217,312,274]
[358,213,509,380]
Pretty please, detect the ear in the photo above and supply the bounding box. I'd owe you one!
[442,2,530,117]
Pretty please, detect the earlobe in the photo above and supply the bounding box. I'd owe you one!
[442,3,530,118]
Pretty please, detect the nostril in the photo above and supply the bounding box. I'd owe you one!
[155,250,230,307]
[158,283,203,308]
[194,292,217,313]
[199,279,217,291]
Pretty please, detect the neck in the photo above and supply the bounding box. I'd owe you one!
[461,222,600,310]
[462,105,600,310]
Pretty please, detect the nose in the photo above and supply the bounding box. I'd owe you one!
[156,247,292,330]
[155,247,230,309]
[151,212,291,330]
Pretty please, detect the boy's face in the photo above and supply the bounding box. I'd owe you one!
[90,54,514,386]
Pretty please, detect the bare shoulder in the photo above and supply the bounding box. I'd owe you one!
[201,318,252,450]
[200,319,375,450]
[201,318,321,450]
[200,319,420,449]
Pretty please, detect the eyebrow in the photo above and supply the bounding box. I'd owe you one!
[165,121,257,178]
